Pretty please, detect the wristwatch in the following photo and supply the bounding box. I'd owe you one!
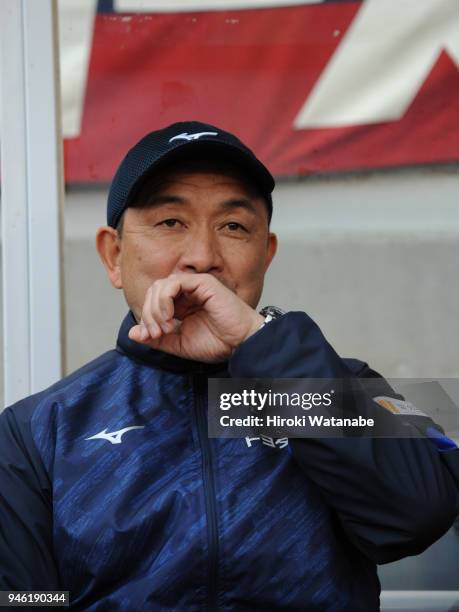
[259,305,286,327]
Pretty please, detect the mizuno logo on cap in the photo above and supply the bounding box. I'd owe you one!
[169,131,218,142]
[85,425,145,445]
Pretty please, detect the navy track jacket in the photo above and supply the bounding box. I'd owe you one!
[1,310,459,610]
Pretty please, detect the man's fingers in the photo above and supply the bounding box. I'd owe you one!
[128,324,148,342]
[151,278,179,332]
[153,274,204,330]
[173,293,200,320]
[133,273,218,343]
[133,318,182,353]
[136,277,183,340]
[140,286,162,338]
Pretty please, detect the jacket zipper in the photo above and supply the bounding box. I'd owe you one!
[193,373,219,611]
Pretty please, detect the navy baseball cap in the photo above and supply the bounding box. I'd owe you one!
[107,121,275,228]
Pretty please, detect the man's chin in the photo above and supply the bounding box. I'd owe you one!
[127,305,142,324]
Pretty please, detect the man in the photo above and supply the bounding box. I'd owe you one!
[1,121,459,611]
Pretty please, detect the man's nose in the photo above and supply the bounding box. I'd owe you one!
[177,228,224,274]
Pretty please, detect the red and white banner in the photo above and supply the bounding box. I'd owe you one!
[60,0,459,182]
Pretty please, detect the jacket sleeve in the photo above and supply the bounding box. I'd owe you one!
[229,311,459,564]
[0,403,61,590]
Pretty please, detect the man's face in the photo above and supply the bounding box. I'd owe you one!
[97,168,277,323]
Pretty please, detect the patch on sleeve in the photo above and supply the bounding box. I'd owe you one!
[373,396,429,417]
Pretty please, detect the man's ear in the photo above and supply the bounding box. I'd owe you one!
[264,232,278,272]
[95,226,123,289]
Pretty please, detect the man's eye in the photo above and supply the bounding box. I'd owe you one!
[225,222,246,232]
[158,219,180,228]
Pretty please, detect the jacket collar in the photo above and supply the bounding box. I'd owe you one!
[116,310,228,375]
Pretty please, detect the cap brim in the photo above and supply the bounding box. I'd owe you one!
[126,138,275,208]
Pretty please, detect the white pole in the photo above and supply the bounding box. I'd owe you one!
[0,0,65,407]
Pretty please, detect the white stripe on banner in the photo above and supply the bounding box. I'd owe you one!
[58,0,98,138]
[294,0,459,128]
[115,0,322,12]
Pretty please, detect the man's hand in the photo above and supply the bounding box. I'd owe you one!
[128,273,265,363]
